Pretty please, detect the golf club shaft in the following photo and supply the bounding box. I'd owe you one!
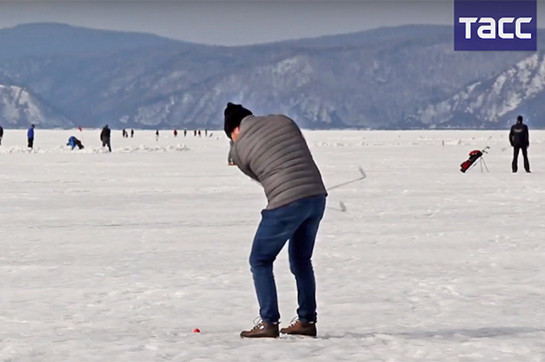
[327,167,366,191]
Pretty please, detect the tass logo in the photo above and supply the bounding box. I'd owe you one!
[454,0,537,51]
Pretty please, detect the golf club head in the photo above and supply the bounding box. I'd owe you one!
[358,167,366,179]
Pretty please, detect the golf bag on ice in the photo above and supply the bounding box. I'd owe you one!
[460,147,489,173]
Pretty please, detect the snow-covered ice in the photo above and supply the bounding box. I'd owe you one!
[1,128,544,361]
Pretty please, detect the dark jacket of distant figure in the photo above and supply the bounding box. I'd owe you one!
[509,122,529,148]
[100,126,111,142]
[27,127,34,139]
[231,114,327,210]
[0,126,4,138]
[228,140,235,165]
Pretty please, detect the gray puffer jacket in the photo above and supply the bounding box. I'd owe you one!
[232,114,327,209]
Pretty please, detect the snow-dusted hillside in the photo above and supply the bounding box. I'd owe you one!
[0,83,71,128]
[419,53,545,129]
[1,23,544,129]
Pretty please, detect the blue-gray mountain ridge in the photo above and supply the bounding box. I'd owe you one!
[0,23,544,130]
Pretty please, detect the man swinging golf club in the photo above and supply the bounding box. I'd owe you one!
[224,102,327,338]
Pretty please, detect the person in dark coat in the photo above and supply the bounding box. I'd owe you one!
[27,124,35,149]
[100,125,112,152]
[509,115,530,173]
[227,140,235,166]
[0,124,3,145]
[225,102,327,338]
[67,136,84,150]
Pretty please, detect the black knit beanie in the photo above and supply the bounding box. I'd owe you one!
[224,102,252,139]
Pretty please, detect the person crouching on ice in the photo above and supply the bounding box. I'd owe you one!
[224,102,327,338]
[67,136,84,150]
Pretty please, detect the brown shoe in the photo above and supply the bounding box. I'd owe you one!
[240,319,279,338]
[280,319,317,337]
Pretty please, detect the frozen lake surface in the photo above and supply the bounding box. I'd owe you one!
[1,129,544,361]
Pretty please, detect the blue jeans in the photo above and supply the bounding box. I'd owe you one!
[249,194,326,324]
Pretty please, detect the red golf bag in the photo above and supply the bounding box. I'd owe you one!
[460,147,489,173]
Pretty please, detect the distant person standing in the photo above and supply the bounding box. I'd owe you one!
[100,124,112,152]
[27,124,35,149]
[155,129,159,141]
[509,115,530,173]
[130,129,134,138]
[228,140,235,166]
[0,124,3,145]
[173,129,178,137]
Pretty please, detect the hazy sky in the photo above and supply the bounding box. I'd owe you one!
[2,0,543,46]
[0,0,461,45]
[1,1,543,45]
